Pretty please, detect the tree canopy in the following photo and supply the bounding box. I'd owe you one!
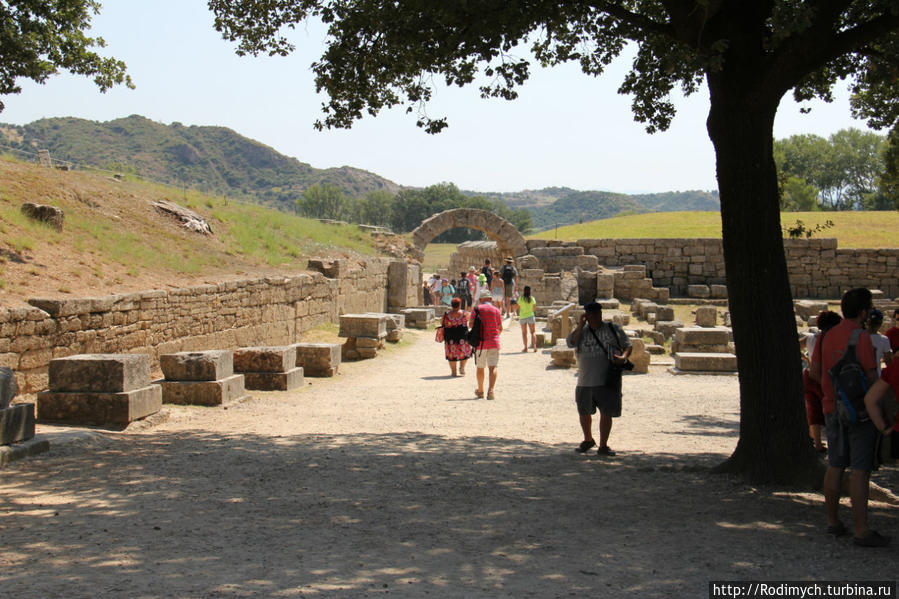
[0,1,132,111]
[210,0,899,484]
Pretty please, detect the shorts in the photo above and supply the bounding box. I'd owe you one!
[802,370,824,426]
[504,282,514,297]
[824,413,877,471]
[474,347,499,368]
[575,386,621,418]
[519,316,536,325]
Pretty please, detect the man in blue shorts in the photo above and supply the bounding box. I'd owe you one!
[567,301,632,456]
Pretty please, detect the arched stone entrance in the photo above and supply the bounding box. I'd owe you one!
[411,209,528,261]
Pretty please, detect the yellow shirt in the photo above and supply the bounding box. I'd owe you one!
[518,296,536,319]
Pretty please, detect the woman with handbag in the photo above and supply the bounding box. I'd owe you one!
[438,297,472,376]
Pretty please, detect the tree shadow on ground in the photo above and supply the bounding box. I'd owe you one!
[1,431,897,598]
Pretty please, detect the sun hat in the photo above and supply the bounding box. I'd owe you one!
[480,291,492,300]
[504,257,513,263]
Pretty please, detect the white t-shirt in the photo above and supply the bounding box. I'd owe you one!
[871,333,891,375]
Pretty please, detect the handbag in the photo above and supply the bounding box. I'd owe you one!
[435,313,446,342]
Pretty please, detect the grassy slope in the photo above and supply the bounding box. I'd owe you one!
[0,156,379,304]
[529,210,899,248]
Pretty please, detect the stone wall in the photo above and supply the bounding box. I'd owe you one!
[526,238,898,298]
[448,241,504,277]
[2,257,413,396]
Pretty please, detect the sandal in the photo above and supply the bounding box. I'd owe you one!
[576,439,596,453]
[597,445,616,456]
[853,531,891,547]
[474,389,484,398]
[826,521,848,537]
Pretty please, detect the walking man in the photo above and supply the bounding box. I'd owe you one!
[809,287,888,547]
[471,291,502,400]
[499,257,518,319]
[567,301,632,456]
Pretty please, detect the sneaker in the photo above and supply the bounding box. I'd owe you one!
[576,439,596,453]
[597,445,616,456]
[853,531,891,547]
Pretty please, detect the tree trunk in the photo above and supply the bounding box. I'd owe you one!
[705,76,821,486]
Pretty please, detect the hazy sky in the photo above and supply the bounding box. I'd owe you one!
[0,1,879,194]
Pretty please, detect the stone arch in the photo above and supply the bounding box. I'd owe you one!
[411,209,528,261]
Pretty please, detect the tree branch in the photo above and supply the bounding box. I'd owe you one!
[588,0,674,37]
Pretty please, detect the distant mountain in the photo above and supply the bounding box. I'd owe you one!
[0,115,401,211]
[472,187,720,231]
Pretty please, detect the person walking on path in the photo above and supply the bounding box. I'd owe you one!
[480,259,493,289]
[567,301,632,456]
[866,309,893,375]
[456,271,473,311]
[439,278,455,307]
[518,285,538,352]
[809,287,888,548]
[471,292,502,400]
[490,270,505,315]
[441,297,471,376]
[499,257,519,320]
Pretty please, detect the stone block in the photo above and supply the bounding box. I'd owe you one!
[596,298,620,310]
[339,314,387,339]
[674,327,732,346]
[0,366,17,410]
[402,308,435,329]
[294,343,341,377]
[655,306,675,322]
[630,352,650,374]
[794,300,829,320]
[612,314,630,326]
[710,284,728,299]
[355,337,382,350]
[695,306,718,327]
[535,332,547,347]
[37,384,162,425]
[242,367,304,391]
[687,284,711,299]
[158,374,248,406]
[550,342,576,368]
[1,403,35,445]
[646,344,666,355]
[234,346,297,373]
[386,330,403,343]
[0,437,50,467]
[654,320,684,339]
[673,352,738,372]
[160,350,233,382]
[48,354,151,393]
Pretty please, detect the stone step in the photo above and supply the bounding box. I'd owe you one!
[1,403,35,445]
[160,350,233,382]
[157,374,248,406]
[37,385,162,425]
[49,354,151,393]
[672,352,738,372]
[243,367,304,391]
[234,346,297,374]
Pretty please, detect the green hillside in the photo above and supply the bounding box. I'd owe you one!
[0,115,401,211]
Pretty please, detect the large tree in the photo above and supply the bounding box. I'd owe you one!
[209,0,899,484]
[0,1,132,111]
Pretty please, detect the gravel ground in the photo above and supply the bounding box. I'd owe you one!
[1,321,897,598]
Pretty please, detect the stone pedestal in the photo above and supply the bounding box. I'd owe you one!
[38,354,161,425]
[294,343,341,377]
[157,350,248,406]
[401,308,435,329]
[339,314,388,339]
[695,306,718,327]
[550,341,576,368]
[1,403,35,445]
[234,346,303,391]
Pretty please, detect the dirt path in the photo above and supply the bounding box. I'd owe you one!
[1,321,897,598]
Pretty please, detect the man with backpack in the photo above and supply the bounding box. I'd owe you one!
[809,287,887,547]
[456,271,473,310]
[499,257,518,318]
[470,291,503,400]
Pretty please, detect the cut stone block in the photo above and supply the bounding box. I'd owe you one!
[710,284,728,299]
[674,327,733,346]
[595,298,620,310]
[339,314,388,339]
[1,437,50,467]
[655,306,675,322]
[234,346,297,374]
[630,352,650,374]
[1,403,35,445]
[687,284,711,299]
[612,314,630,326]
[242,367,304,391]
[646,344,666,355]
[695,306,718,327]
[401,308,434,329]
[355,337,383,350]
[674,352,738,372]
[386,330,403,343]
[158,374,247,406]
[49,354,151,393]
[37,384,162,425]
[365,312,405,331]
[294,343,341,377]
[535,332,547,347]
[0,367,17,410]
[654,320,684,339]
[357,348,378,360]
[794,300,829,321]
[160,350,233,382]
[551,342,576,368]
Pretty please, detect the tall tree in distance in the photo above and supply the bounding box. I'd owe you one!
[0,1,132,111]
[210,1,899,484]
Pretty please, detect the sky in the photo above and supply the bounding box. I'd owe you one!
[0,1,879,194]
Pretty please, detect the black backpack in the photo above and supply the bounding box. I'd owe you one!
[501,264,515,284]
[467,307,483,348]
[828,328,871,425]
[457,278,471,295]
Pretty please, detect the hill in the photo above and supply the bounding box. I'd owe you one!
[530,210,899,248]
[0,115,401,212]
[0,156,401,308]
